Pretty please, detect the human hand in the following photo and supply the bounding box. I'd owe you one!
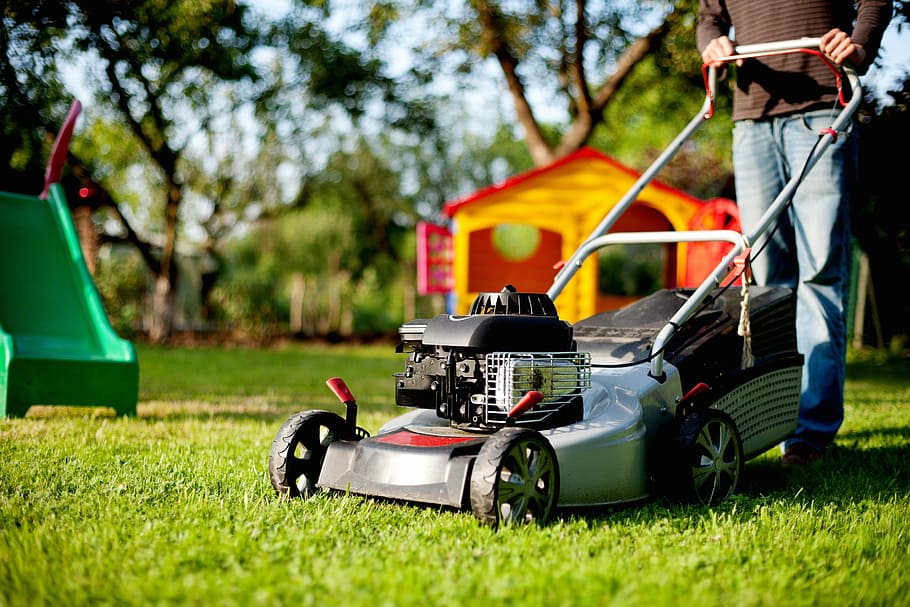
[701,35,739,66]
[820,28,866,66]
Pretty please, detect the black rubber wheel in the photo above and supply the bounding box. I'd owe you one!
[268,410,350,499]
[676,409,743,505]
[470,427,559,528]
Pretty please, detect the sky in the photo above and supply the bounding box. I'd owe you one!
[863,20,910,100]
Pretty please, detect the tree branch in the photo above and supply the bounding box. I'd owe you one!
[572,0,594,115]
[473,0,556,166]
[68,153,161,274]
[554,18,672,158]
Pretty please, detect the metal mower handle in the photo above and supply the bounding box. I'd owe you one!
[545,38,862,381]
[549,37,858,304]
[648,43,862,380]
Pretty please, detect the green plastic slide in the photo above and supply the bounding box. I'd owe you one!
[0,102,138,418]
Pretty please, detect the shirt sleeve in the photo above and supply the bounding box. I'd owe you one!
[851,0,893,73]
[696,0,732,52]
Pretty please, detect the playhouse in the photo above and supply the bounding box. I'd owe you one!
[422,147,739,323]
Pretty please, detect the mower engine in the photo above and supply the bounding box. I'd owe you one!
[394,287,591,430]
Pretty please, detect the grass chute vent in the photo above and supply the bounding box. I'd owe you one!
[469,285,558,317]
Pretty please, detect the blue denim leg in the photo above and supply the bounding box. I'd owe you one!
[733,109,854,451]
[732,119,796,286]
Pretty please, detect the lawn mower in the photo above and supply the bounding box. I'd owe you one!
[268,40,861,527]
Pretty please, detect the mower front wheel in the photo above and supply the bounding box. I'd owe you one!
[470,427,559,528]
[268,410,350,499]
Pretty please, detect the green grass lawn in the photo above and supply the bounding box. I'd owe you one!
[2,343,908,606]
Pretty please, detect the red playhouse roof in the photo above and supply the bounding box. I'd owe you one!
[443,147,703,218]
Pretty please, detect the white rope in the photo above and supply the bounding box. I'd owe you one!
[737,247,754,369]
[738,281,754,368]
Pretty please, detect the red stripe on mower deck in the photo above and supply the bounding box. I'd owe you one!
[375,430,480,447]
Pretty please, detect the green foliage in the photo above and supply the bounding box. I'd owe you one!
[1,346,908,606]
[853,77,910,347]
[208,231,288,334]
[592,53,735,200]
[213,210,402,337]
[93,245,149,337]
[284,23,390,119]
[68,0,261,144]
[599,244,664,296]
[453,0,669,77]
[209,138,418,337]
[0,1,73,192]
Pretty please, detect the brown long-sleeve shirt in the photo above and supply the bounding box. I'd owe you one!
[696,0,893,120]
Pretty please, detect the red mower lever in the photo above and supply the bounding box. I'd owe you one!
[326,377,358,429]
[508,390,544,419]
[677,382,711,411]
[326,377,355,404]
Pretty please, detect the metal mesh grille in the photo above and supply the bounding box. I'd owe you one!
[714,365,802,458]
[484,352,591,425]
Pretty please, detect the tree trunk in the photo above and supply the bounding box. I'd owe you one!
[473,0,674,167]
[147,184,182,342]
[290,271,305,334]
[325,254,341,335]
[148,273,175,342]
[72,206,98,275]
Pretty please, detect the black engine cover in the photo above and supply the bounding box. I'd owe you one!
[421,314,574,353]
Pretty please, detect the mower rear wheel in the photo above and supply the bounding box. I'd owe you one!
[470,427,559,527]
[676,409,743,505]
[269,410,350,499]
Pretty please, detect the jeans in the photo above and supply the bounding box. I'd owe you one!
[732,109,856,451]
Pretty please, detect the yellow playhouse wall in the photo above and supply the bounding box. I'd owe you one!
[446,150,703,323]
[451,205,699,322]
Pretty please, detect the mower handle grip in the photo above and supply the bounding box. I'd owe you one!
[734,37,822,55]
[700,38,856,119]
